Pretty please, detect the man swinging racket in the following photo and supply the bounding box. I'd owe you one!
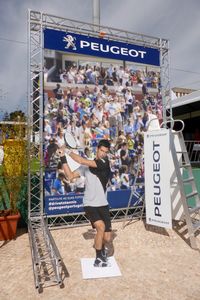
[58,134,114,267]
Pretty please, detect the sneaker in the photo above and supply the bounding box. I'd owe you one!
[93,257,111,267]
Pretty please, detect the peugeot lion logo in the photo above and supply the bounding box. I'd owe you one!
[63,34,76,50]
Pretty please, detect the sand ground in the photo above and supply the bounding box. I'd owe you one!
[1,219,200,300]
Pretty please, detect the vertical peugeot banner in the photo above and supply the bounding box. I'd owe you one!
[144,129,172,228]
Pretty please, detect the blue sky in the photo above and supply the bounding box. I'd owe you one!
[0,0,200,116]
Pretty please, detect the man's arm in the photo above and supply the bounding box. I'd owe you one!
[62,162,80,182]
[57,147,97,182]
[68,151,97,168]
[57,148,81,181]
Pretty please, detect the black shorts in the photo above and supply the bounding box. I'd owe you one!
[84,205,112,232]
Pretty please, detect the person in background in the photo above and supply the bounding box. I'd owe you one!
[119,165,130,189]
[52,173,67,195]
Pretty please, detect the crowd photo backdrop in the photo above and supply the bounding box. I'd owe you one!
[43,29,162,216]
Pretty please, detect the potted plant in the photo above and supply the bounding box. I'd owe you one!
[0,138,27,240]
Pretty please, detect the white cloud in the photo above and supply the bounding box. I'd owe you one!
[101,0,200,88]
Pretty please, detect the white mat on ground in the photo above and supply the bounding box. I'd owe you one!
[81,256,122,279]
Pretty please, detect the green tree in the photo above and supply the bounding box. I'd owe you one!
[9,110,27,122]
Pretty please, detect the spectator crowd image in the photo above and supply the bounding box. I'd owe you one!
[43,54,163,197]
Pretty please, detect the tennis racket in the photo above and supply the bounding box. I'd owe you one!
[64,132,77,149]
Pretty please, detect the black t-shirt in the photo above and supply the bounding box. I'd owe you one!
[89,157,110,192]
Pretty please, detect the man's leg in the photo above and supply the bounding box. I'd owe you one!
[84,206,105,253]
[93,220,105,251]
[103,231,111,244]
[84,206,111,267]
[93,220,110,267]
[101,205,114,258]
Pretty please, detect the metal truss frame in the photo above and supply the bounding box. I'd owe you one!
[28,9,171,227]
[159,39,172,124]
[28,10,44,218]
[28,9,170,291]
[47,206,145,229]
[28,216,68,292]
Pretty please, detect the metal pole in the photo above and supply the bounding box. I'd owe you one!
[93,0,100,29]
[27,9,31,218]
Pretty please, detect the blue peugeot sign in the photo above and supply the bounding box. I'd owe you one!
[44,28,160,66]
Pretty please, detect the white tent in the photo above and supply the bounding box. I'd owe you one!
[170,89,200,117]
[171,89,200,109]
